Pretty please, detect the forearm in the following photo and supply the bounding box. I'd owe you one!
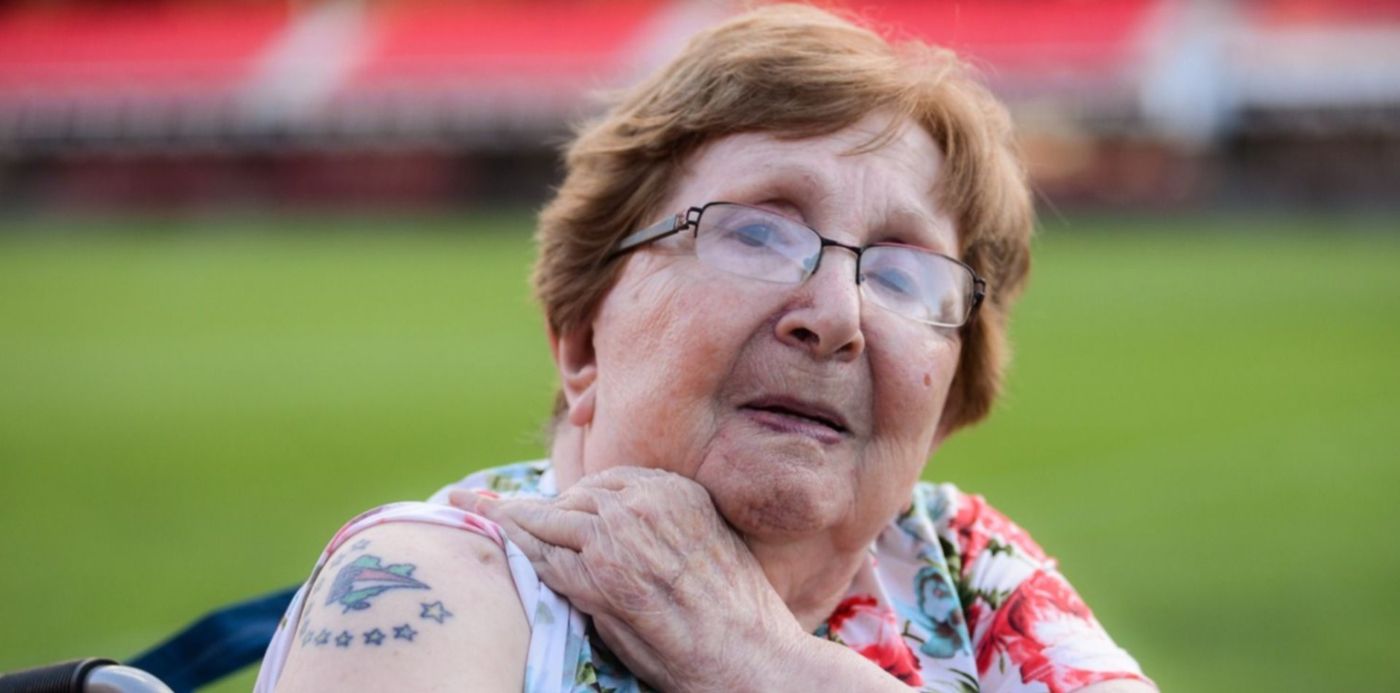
[729,632,911,693]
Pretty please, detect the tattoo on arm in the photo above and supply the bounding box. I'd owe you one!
[297,542,455,651]
[325,554,428,612]
[420,600,453,623]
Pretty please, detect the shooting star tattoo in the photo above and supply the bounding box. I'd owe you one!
[325,555,429,613]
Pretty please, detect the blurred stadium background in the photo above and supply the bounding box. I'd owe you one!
[1,1,1397,691]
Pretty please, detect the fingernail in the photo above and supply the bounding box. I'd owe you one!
[474,494,499,516]
[448,489,478,509]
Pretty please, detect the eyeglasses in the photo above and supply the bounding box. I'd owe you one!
[609,202,986,328]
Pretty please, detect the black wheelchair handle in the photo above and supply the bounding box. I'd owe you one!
[0,660,173,693]
[0,658,113,693]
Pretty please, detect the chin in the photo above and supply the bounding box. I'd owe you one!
[695,448,851,539]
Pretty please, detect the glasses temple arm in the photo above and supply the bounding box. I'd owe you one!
[609,213,687,259]
[970,277,987,312]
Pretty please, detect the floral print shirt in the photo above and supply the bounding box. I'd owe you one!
[257,461,1155,692]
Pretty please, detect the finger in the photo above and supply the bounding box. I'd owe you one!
[452,488,608,543]
[494,521,601,610]
[490,498,596,552]
[582,465,669,492]
[450,492,593,553]
[554,486,621,514]
[490,513,554,562]
[553,489,598,514]
[447,489,496,512]
[587,466,703,497]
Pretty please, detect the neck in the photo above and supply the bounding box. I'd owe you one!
[549,432,868,632]
[745,533,868,632]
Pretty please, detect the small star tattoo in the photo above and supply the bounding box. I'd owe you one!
[393,624,417,641]
[314,629,331,646]
[420,601,453,624]
[363,628,385,646]
[350,539,372,551]
[335,630,353,648]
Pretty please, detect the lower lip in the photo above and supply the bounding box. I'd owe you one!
[741,407,846,445]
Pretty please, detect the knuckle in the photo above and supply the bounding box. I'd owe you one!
[589,556,647,602]
[624,498,657,523]
[680,474,710,496]
[595,466,637,483]
[609,576,652,612]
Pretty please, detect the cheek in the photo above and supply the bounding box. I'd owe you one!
[590,268,761,471]
[869,330,960,454]
[849,336,958,529]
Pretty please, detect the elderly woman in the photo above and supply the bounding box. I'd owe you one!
[256,5,1154,692]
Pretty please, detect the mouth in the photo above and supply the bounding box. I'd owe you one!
[740,395,850,441]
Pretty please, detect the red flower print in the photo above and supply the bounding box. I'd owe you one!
[964,600,989,642]
[948,492,1048,578]
[827,595,923,687]
[856,639,923,687]
[828,594,879,632]
[976,570,1148,692]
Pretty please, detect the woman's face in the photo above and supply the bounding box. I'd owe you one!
[557,112,962,551]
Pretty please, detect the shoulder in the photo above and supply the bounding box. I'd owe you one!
[272,508,529,693]
[913,483,1157,692]
[916,481,1051,577]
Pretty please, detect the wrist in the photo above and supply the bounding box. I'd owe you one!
[670,605,808,693]
[747,631,913,692]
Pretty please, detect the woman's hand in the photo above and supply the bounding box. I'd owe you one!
[449,466,806,692]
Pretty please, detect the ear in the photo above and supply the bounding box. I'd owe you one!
[549,323,598,428]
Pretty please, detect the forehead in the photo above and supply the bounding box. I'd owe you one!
[669,114,954,250]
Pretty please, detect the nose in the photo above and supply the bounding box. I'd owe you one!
[774,248,866,362]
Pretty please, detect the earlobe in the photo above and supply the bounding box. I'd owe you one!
[549,324,599,427]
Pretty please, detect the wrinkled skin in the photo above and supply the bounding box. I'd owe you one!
[452,113,962,691]
[454,468,806,692]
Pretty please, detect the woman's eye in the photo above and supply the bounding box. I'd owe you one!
[869,267,918,296]
[729,223,774,248]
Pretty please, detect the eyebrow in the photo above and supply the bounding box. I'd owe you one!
[715,163,955,254]
[725,161,826,204]
[884,207,956,255]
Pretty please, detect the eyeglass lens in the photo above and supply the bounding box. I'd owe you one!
[692,203,973,327]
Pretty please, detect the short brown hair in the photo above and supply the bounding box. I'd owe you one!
[534,3,1033,433]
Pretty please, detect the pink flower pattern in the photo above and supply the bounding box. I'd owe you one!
[828,595,925,686]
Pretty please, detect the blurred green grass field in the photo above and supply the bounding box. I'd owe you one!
[2,213,1397,692]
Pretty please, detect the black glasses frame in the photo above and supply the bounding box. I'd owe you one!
[608,201,987,326]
